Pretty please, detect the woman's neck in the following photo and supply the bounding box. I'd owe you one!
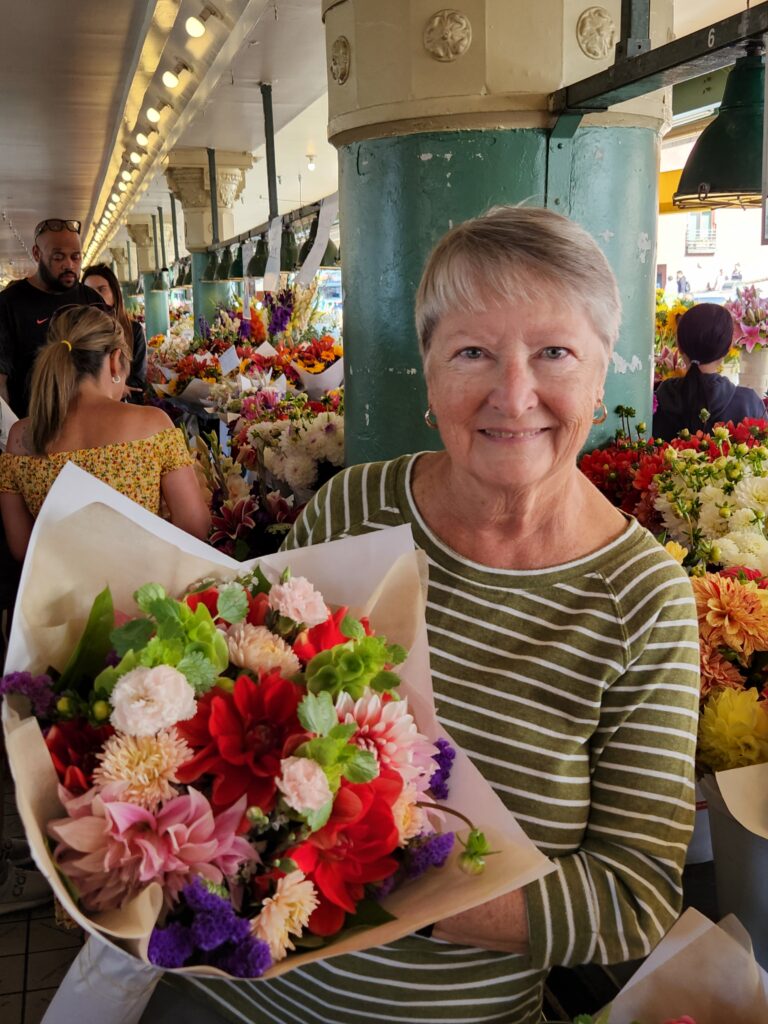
[411,452,625,570]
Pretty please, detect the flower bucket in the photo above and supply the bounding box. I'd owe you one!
[738,346,768,396]
[685,779,713,864]
[700,767,768,969]
[295,357,344,399]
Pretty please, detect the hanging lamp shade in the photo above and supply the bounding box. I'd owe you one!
[320,238,339,267]
[673,44,765,210]
[247,235,268,277]
[280,222,299,271]
[183,261,193,287]
[203,251,219,280]
[215,246,233,281]
[230,244,245,280]
[151,269,169,292]
[298,215,320,264]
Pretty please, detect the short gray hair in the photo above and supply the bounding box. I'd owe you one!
[415,206,621,358]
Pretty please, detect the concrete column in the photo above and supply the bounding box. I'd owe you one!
[322,0,673,464]
[165,149,253,326]
[126,221,169,339]
[108,247,130,285]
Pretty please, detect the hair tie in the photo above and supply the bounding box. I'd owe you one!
[60,339,72,351]
[689,358,700,365]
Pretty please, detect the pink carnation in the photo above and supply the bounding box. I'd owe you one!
[110,665,197,737]
[48,783,257,911]
[276,756,332,813]
[268,576,328,627]
[335,692,438,791]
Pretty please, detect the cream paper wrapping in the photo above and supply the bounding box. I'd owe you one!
[3,463,552,980]
[602,908,768,1022]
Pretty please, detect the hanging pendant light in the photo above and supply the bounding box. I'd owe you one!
[321,238,339,267]
[298,215,319,265]
[280,221,299,272]
[246,235,268,277]
[229,244,245,280]
[151,269,169,292]
[674,41,765,209]
[203,251,219,280]
[215,246,233,280]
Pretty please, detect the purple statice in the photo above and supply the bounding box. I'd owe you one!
[148,921,195,968]
[264,288,293,337]
[183,876,250,949]
[197,315,211,340]
[238,318,252,340]
[406,832,455,880]
[368,871,399,900]
[0,671,56,717]
[429,738,456,800]
[104,649,121,668]
[211,936,272,978]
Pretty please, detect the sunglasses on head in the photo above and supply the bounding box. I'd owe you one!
[34,218,82,239]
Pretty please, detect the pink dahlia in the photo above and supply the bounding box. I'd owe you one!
[48,783,257,912]
[335,692,437,791]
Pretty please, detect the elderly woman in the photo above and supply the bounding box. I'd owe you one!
[147,207,699,1024]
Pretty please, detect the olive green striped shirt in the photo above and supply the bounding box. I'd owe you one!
[183,453,700,1024]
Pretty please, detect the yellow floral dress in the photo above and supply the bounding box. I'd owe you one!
[0,427,192,516]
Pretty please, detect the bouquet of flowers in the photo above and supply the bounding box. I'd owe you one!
[1,464,551,990]
[655,292,692,350]
[725,286,768,352]
[291,334,344,398]
[230,389,344,498]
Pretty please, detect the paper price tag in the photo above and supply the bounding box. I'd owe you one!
[218,346,240,376]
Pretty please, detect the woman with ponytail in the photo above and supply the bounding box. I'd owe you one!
[0,305,209,560]
[82,263,147,401]
[653,302,766,441]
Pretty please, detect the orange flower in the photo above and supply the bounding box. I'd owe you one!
[699,638,746,699]
[692,573,768,664]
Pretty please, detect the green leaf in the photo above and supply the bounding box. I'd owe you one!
[385,643,407,666]
[342,748,378,784]
[56,589,115,697]
[369,670,402,693]
[134,583,166,614]
[217,583,249,625]
[110,618,155,658]
[177,651,218,693]
[292,933,327,949]
[327,722,357,742]
[298,691,337,736]
[339,615,365,641]
[330,898,396,943]
[303,798,333,832]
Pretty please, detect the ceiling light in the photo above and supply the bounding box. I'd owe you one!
[185,15,206,37]
[111,192,119,203]
[108,202,116,212]
[307,154,316,171]
[118,182,127,192]
[136,132,151,147]
[121,169,132,182]
[130,151,142,165]
[163,70,179,89]
[146,107,162,124]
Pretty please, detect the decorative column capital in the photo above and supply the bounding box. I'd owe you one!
[126,221,152,248]
[164,148,254,250]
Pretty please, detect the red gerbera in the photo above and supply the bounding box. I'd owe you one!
[45,718,114,795]
[176,672,305,813]
[288,774,403,936]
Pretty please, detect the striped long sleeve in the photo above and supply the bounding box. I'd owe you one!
[181,453,700,1024]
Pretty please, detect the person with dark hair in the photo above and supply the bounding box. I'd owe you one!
[0,305,209,562]
[0,219,103,416]
[653,302,765,441]
[83,263,147,401]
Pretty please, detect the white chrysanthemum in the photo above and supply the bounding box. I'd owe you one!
[281,452,318,490]
[109,666,197,737]
[733,475,768,513]
[226,623,300,677]
[653,493,693,545]
[727,507,764,534]
[718,530,768,574]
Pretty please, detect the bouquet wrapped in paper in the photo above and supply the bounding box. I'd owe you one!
[1,464,552,989]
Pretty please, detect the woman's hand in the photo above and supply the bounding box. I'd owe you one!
[432,888,529,954]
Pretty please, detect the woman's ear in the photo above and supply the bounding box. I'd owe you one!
[108,348,123,377]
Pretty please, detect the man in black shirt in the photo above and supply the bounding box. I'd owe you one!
[0,218,102,415]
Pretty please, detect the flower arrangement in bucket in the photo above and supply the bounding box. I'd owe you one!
[725,286,768,353]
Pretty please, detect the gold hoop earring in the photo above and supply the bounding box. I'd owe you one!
[424,406,438,429]
[112,375,121,384]
[592,401,608,426]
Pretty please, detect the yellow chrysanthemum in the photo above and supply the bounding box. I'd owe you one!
[698,687,768,772]
[92,728,192,810]
[664,540,688,564]
[251,871,319,961]
[691,573,768,664]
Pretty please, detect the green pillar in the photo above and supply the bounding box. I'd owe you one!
[142,274,170,339]
[340,126,657,464]
[191,251,234,331]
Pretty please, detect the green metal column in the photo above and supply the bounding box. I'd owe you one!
[339,125,658,465]
[142,274,170,340]
[191,251,234,330]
